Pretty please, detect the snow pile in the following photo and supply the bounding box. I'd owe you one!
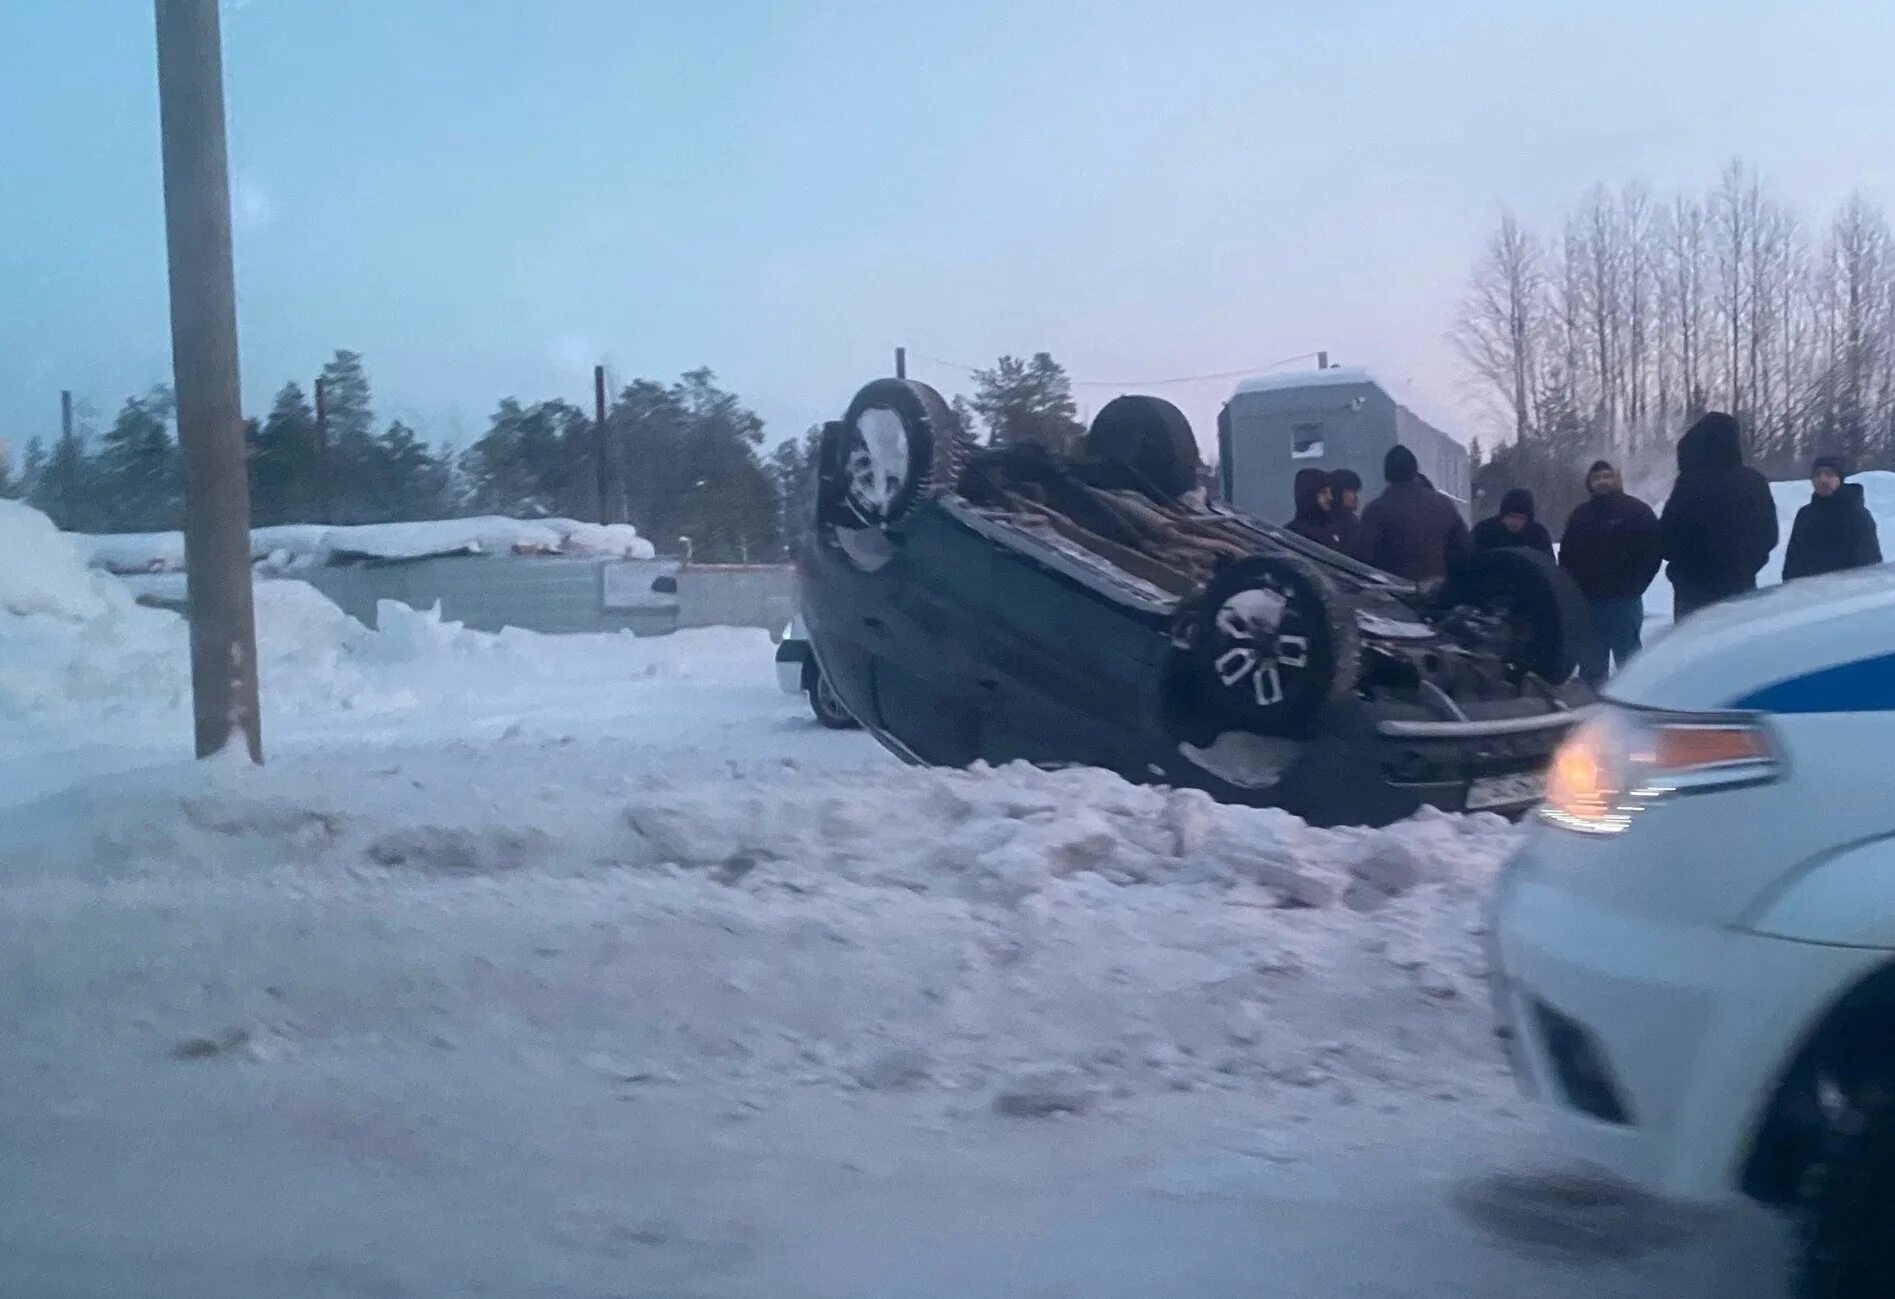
[1643,468,1895,625]
[359,598,502,663]
[0,498,133,621]
[77,514,655,574]
[0,500,197,722]
[0,499,426,729]
[0,740,1522,1111]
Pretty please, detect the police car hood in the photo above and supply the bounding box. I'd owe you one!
[1609,567,1895,712]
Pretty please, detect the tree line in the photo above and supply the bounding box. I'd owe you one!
[1456,159,1895,521]
[0,347,1099,563]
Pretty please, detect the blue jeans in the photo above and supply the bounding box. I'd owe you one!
[1580,596,1644,688]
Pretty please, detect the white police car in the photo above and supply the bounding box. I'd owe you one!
[1492,566,1895,1296]
[775,614,857,729]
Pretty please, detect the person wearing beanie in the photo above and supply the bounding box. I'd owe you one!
[1559,458,1662,686]
[1352,444,1470,581]
[1284,467,1341,549]
[1782,454,1882,581]
[1660,412,1779,618]
[1328,467,1363,553]
[1471,486,1555,556]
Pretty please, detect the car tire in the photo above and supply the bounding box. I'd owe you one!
[1435,547,1588,686]
[1797,1095,1895,1299]
[807,668,859,730]
[821,379,968,527]
[1085,394,1202,501]
[1172,553,1360,739]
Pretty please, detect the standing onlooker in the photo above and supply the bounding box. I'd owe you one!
[1353,445,1471,581]
[1329,468,1363,555]
[1559,460,1662,687]
[1471,487,1555,556]
[1660,412,1778,619]
[1284,468,1340,548]
[1783,455,1883,581]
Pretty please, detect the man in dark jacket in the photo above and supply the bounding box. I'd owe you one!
[1284,467,1340,548]
[1661,412,1779,619]
[1471,487,1555,556]
[1354,445,1471,581]
[1782,454,1883,581]
[1559,460,1663,686]
[1329,468,1363,554]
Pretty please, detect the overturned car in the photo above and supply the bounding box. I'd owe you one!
[798,378,1592,827]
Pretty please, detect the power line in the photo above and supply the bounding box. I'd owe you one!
[1069,352,1326,388]
[905,349,1327,389]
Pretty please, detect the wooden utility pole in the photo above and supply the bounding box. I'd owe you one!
[312,375,333,524]
[895,346,907,379]
[594,363,610,525]
[154,0,261,763]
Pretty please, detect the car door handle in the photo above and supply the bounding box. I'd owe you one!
[863,616,886,633]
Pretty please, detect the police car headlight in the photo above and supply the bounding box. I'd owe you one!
[1540,707,1781,835]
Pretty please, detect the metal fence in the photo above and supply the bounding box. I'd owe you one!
[256,556,792,636]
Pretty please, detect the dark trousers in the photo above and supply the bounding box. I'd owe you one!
[1672,577,1756,621]
[1580,596,1644,688]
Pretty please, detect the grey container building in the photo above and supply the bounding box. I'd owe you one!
[1217,367,1469,526]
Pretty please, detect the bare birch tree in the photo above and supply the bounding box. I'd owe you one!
[1450,213,1544,444]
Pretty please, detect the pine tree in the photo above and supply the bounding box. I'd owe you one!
[252,381,322,524]
[95,394,180,531]
[18,437,46,500]
[971,352,1084,455]
[672,368,778,563]
[460,399,590,517]
[950,394,982,445]
[370,420,451,521]
[318,350,378,523]
[602,369,781,562]
[767,425,824,554]
[32,425,93,531]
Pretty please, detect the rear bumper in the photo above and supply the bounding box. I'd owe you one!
[1492,838,1889,1202]
[775,638,808,696]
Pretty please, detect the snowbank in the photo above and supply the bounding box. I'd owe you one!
[1,497,1522,1107]
[77,514,655,574]
[0,499,444,732]
[0,497,132,621]
[0,745,1521,1110]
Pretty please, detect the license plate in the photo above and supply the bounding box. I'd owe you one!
[1467,772,1544,812]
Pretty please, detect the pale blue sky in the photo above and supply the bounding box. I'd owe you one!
[5,0,1895,456]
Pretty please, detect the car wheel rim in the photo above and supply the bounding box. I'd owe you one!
[845,407,909,520]
[1210,581,1312,712]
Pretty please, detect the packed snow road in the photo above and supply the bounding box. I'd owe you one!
[0,500,1795,1296]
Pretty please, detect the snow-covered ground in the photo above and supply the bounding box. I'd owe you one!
[0,498,1795,1297]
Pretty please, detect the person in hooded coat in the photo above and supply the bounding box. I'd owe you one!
[1284,467,1340,548]
[1353,445,1470,581]
[1559,459,1663,686]
[1328,468,1363,554]
[1660,412,1779,618]
[1471,487,1555,555]
[1782,455,1882,581]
